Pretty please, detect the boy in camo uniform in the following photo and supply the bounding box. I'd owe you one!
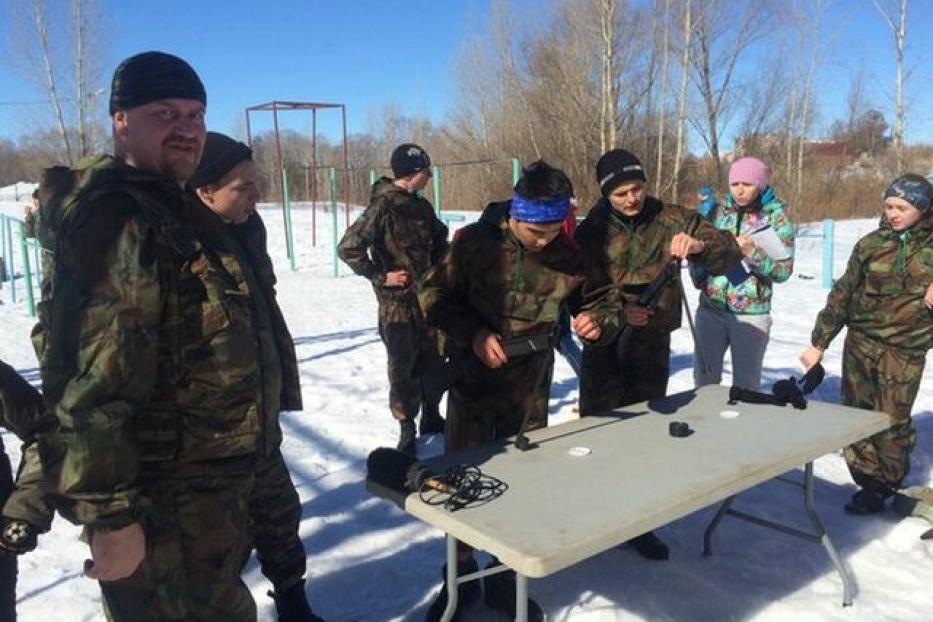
[800,174,933,515]
[418,160,619,621]
[337,144,448,456]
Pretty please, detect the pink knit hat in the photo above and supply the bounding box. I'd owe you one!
[728,157,771,190]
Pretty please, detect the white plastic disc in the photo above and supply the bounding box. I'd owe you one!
[568,446,592,457]
[720,409,741,419]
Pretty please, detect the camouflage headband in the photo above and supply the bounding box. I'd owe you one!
[883,176,932,212]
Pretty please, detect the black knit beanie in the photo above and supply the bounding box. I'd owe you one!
[109,51,206,114]
[390,143,431,178]
[595,149,647,197]
[188,132,253,188]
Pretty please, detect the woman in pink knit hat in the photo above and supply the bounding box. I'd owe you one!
[689,156,796,391]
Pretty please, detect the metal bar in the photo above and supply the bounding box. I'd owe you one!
[512,157,521,186]
[245,110,253,148]
[515,572,528,622]
[341,104,350,229]
[311,109,318,248]
[6,216,17,303]
[282,169,296,272]
[432,165,442,216]
[803,462,854,606]
[330,167,339,278]
[722,508,822,543]
[17,222,34,316]
[441,535,458,622]
[822,219,834,289]
[702,495,735,555]
[775,475,806,489]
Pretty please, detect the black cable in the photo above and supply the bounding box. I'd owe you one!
[417,464,508,512]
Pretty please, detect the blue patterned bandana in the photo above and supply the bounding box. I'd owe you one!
[884,176,932,212]
[509,194,570,223]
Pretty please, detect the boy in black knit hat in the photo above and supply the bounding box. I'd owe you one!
[575,148,742,560]
[338,143,448,456]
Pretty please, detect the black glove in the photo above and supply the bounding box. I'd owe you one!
[0,517,38,555]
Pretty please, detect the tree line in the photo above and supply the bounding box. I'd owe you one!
[2,0,930,223]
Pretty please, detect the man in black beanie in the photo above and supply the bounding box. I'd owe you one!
[32,51,278,621]
[337,143,448,456]
[575,148,742,561]
[190,131,325,621]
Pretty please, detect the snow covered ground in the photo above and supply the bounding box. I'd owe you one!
[1,199,931,621]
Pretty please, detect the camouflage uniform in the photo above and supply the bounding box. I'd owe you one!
[810,215,933,495]
[337,178,448,424]
[419,202,619,451]
[574,196,743,415]
[34,155,294,621]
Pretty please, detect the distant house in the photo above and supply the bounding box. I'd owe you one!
[805,141,852,167]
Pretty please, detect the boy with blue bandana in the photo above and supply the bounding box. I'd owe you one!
[418,160,619,622]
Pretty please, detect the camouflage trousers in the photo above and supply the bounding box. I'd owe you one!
[445,350,553,452]
[251,448,306,590]
[1,438,16,622]
[579,328,670,416]
[377,294,444,422]
[841,331,923,494]
[100,474,256,622]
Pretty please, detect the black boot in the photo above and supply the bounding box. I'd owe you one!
[426,558,481,622]
[268,579,325,622]
[844,487,888,515]
[419,404,445,436]
[628,531,670,560]
[397,420,417,456]
[482,560,543,621]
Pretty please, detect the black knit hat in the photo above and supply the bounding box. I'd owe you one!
[109,51,206,114]
[595,148,646,197]
[390,143,431,178]
[188,132,252,188]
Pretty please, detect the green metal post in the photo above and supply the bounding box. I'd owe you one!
[4,216,17,303]
[432,165,442,215]
[511,157,521,186]
[17,222,35,317]
[368,169,377,188]
[281,169,296,272]
[330,167,339,278]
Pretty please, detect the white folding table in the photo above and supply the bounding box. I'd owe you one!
[389,385,891,621]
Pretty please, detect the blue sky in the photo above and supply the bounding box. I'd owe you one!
[0,0,931,149]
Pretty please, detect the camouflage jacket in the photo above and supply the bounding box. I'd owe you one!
[811,215,933,354]
[575,196,743,333]
[337,177,448,299]
[419,201,620,352]
[689,188,795,314]
[0,360,55,531]
[34,155,288,529]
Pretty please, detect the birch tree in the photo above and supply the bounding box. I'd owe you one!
[871,0,908,172]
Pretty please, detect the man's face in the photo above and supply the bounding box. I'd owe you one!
[607,180,646,216]
[196,160,260,225]
[884,196,924,232]
[113,98,206,182]
[509,218,563,252]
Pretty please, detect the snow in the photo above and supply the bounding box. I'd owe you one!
[1,200,931,622]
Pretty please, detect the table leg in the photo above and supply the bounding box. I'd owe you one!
[702,495,736,556]
[515,572,528,622]
[802,462,855,606]
[441,535,458,622]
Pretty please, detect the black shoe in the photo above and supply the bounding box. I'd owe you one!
[844,488,887,515]
[628,531,670,560]
[268,579,326,622]
[892,492,919,517]
[482,560,544,621]
[419,412,446,436]
[397,420,417,456]
[426,558,481,622]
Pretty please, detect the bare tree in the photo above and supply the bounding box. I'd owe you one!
[793,0,829,202]
[871,0,908,172]
[671,0,692,203]
[4,0,106,164]
[654,0,672,196]
[689,0,772,185]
